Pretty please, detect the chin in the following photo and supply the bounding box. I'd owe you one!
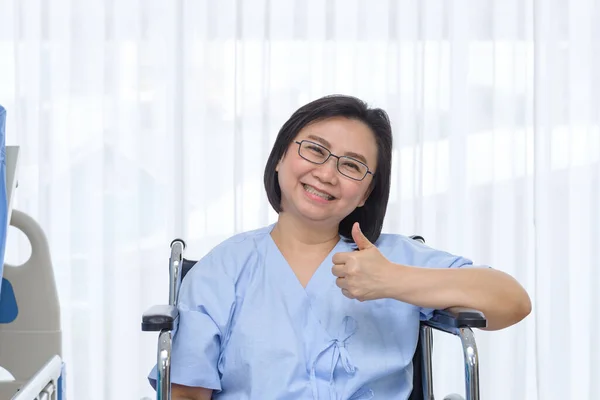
[296,207,332,222]
[296,203,350,227]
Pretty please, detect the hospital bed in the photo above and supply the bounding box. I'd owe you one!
[142,238,487,400]
[0,105,65,399]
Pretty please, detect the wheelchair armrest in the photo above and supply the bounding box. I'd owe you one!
[424,307,487,334]
[141,304,179,332]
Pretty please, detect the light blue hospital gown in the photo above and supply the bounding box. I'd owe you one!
[148,224,476,399]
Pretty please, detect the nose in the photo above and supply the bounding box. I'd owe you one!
[312,157,338,184]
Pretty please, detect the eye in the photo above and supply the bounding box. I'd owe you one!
[341,159,361,171]
[306,144,326,155]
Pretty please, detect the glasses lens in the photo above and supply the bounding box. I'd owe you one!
[338,156,368,180]
[299,141,329,163]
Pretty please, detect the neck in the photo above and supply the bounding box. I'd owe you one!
[271,212,340,252]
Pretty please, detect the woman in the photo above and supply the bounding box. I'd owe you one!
[148,95,531,399]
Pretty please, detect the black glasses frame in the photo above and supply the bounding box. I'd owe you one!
[294,140,374,181]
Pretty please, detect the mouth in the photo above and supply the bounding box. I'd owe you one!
[302,184,336,201]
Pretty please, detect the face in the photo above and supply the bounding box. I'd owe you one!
[276,116,378,226]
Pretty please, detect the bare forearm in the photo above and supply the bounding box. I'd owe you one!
[172,383,213,400]
[384,264,532,330]
[174,397,204,400]
[172,394,211,400]
[173,397,210,400]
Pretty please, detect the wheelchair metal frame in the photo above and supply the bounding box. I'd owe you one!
[158,239,184,400]
[142,238,486,400]
[417,317,481,400]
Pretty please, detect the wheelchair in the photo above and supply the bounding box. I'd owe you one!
[142,236,487,400]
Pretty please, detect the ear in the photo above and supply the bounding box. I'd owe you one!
[275,146,291,172]
[357,184,374,207]
[275,156,284,172]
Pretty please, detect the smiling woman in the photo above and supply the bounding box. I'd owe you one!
[147,94,531,400]
[264,95,393,246]
[275,116,380,237]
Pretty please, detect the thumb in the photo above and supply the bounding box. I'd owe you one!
[352,222,374,250]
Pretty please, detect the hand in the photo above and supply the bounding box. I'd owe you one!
[332,222,395,301]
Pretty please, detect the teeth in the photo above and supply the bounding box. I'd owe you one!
[303,184,334,200]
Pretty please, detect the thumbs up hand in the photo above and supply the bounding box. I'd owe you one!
[332,222,395,302]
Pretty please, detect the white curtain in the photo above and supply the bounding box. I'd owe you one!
[1,0,598,399]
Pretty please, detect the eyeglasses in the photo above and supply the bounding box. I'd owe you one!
[295,140,373,181]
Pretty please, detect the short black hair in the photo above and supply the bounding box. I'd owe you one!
[263,94,393,245]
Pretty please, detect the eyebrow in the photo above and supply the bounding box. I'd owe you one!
[306,134,369,165]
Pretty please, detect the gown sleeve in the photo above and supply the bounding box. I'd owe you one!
[147,250,236,391]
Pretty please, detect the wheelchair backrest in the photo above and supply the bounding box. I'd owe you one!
[180,259,197,282]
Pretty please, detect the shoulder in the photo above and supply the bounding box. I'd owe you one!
[186,224,273,282]
[209,224,273,258]
[373,232,429,256]
[374,232,474,269]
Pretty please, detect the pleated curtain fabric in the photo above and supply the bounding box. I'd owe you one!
[0,0,598,399]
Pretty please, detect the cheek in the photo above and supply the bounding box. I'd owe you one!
[341,182,370,203]
[281,157,312,179]
[277,159,304,190]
